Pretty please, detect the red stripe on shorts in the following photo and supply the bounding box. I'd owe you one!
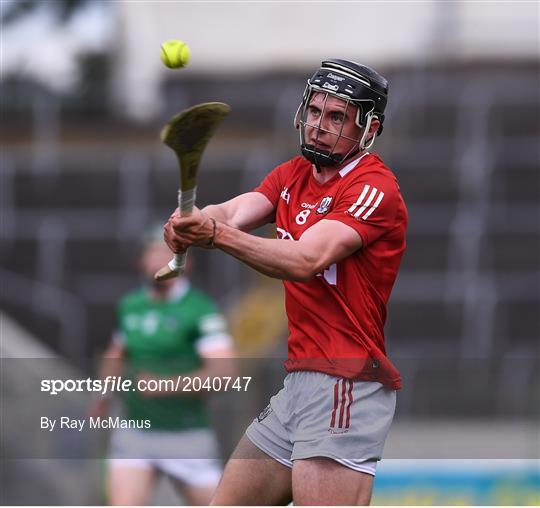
[345,380,354,428]
[330,379,339,428]
[338,378,347,428]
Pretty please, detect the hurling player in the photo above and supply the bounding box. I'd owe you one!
[90,231,235,505]
[164,59,408,505]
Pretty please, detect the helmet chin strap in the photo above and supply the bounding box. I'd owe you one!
[313,150,323,173]
[311,146,360,172]
[358,112,376,151]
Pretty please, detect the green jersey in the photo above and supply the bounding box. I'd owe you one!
[116,281,230,430]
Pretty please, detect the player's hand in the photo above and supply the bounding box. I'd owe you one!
[164,207,214,251]
[163,210,188,253]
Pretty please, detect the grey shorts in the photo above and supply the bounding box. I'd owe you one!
[109,428,222,486]
[246,371,396,476]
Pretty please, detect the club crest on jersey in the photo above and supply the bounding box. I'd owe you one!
[280,187,290,204]
[316,196,333,215]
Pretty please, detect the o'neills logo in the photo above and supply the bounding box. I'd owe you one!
[257,404,272,422]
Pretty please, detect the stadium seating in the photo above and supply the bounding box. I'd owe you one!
[1,62,538,416]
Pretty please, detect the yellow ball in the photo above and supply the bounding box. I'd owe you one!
[160,39,191,69]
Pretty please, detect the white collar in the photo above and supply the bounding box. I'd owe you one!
[338,152,370,178]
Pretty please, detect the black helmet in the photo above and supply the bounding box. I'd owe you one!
[295,59,389,168]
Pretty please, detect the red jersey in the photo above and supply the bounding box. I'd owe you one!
[254,152,408,389]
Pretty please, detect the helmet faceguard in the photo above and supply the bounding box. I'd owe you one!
[294,59,389,169]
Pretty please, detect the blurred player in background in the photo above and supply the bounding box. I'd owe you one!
[89,227,236,505]
[164,59,407,505]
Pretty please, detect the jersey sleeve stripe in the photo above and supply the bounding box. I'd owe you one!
[347,184,370,213]
[353,186,379,218]
[361,191,385,220]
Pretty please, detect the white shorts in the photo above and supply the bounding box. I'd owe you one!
[108,427,222,487]
[246,371,396,476]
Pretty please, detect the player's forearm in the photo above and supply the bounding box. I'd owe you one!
[202,202,255,231]
[214,221,317,281]
[201,203,232,226]
[201,193,274,232]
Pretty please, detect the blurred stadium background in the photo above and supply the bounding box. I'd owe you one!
[1,0,539,505]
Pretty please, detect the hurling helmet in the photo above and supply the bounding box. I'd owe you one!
[295,59,389,167]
